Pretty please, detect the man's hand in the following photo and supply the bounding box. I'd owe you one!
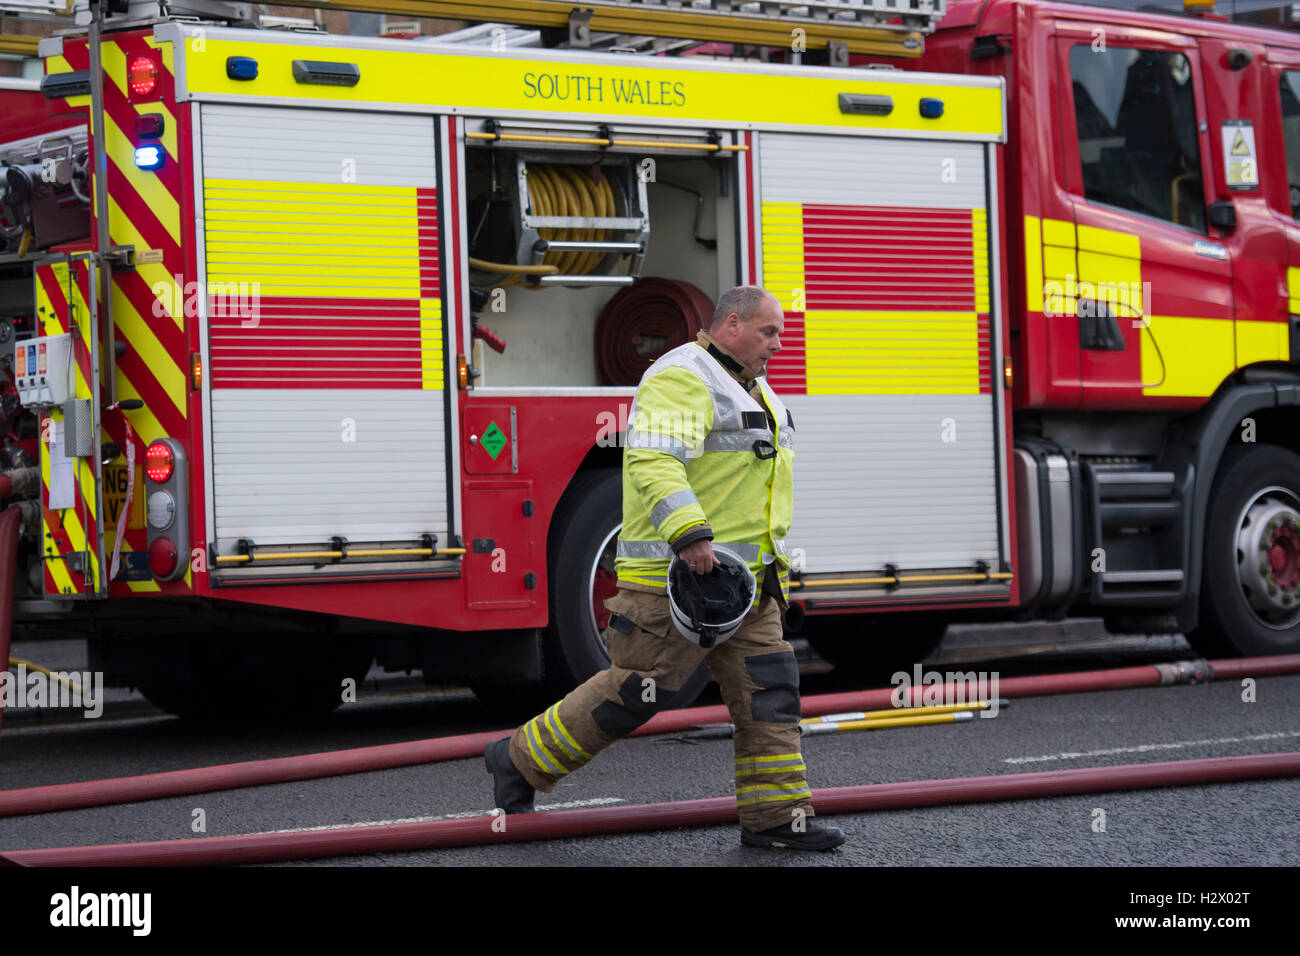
[677,539,719,575]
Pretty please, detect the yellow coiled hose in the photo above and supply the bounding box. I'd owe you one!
[470,163,619,286]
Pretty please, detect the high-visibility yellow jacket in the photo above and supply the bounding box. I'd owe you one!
[616,333,794,602]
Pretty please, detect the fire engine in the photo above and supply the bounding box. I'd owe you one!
[2,0,1300,721]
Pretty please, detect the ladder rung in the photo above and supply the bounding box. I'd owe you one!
[525,215,644,230]
[535,240,643,253]
[535,274,635,287]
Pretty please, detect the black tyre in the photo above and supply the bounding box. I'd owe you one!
[1189,443,1300,657]
[137,633,374,725]
[542,467,711,705]
[802,611,949,686]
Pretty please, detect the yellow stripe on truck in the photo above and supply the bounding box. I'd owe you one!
[1235,318,1290,367]
[1287,266,1300,316]
[972,208,989,313]
[1023,216,1044,313]
[111,281,187,423]
[102,39,180,164]
[38,413,96,595]
[420,298,444,391]
[1040,217,1077,318]
[1040,214,1081,316]
[1141,315,1235,398]
[761,202,805,312]
[46,53,90,110]
[204,181,423,299]
[180,36,1004,139]
[804,310,981,395]
[1077,223,1140,258]
[103,113,182,249]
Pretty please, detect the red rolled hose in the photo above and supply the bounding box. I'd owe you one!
[595,277,713,386]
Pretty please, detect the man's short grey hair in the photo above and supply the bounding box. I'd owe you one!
[711,285,775,329]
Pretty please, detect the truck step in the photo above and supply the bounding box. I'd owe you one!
[1083,461,1192,607]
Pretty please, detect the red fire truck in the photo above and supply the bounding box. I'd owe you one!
[4,0,1300,720]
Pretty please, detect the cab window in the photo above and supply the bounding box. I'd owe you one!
[1070,45,1205,232]
[1278,71,1300,218]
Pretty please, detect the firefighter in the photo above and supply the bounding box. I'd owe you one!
[485,285,845,850]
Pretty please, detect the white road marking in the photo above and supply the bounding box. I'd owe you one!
[260,797,628,835]
[1004,730,1300,765]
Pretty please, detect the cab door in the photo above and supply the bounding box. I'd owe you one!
[1265,48,1300,365]
[1054,23,1235,408]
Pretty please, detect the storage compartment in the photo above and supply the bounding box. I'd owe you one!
[463,129,737,388]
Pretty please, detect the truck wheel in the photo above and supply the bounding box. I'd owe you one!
[1190,444,1300,657]
[544,467,711,706]
[802,612,949,686]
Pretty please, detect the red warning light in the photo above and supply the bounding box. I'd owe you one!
[128,55,159,98]
[145,441,174,482]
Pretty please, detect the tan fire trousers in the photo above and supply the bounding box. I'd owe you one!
[508,581,813,832]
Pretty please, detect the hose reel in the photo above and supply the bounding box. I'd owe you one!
[468,155,650,289]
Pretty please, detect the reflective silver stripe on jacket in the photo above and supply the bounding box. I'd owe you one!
[646,346,762,436]
[700,430,773,453]
[650,489,701,531]
[639,346,793,459]
[712,542,761,563]
[619,540,761,563]
[674,349,744,432]
[618,539,674,559]
[626,429,692,462]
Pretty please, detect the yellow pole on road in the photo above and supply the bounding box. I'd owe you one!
[803,699,1008,724]
[680,700,1007,740]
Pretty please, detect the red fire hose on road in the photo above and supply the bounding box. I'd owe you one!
[4,751,1298,866]
[1,653,1299,818]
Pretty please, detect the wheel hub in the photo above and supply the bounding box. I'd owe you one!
[592,567,617,631]
[1235,492,1300,624]
[588,523,621,654]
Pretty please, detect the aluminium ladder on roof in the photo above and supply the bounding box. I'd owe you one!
[262,0,948,57]
[5,0,949,57]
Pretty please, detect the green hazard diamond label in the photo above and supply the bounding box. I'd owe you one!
[481,420,507,460]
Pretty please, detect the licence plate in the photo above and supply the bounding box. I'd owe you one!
[103,464,145,531]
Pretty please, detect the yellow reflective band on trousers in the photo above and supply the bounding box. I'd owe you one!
[616,343,794,597]
[545,704,593,763]
[736,753,806,776]
[735,780,814,807]
[524,714,568,777]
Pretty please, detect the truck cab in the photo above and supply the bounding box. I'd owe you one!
[907,0,1300,655]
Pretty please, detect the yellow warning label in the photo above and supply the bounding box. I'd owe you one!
[1222,122,1258,189]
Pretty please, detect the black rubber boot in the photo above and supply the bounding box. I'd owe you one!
[741,818,846,851]
[484,737,536,814]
